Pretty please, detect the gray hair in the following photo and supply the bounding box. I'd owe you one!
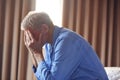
[21,11,53,30]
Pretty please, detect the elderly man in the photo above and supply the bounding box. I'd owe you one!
[21,11,108,80]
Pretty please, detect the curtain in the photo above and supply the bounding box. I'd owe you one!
[0,0,35,80]
[62,0,120,67]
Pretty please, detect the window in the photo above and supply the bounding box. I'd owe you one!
[35,0,63,26]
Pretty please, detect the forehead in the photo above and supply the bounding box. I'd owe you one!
[24,27,41,38]
[24,27,41,32]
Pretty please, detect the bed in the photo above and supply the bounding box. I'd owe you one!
[105,67,120,80]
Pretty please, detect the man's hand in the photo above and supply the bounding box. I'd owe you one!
[24,30,44,66]
[24,30,42,53]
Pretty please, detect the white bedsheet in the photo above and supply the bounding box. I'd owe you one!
[105,67,120,80]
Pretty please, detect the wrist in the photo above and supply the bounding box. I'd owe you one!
[34,53,44,65]
[28,49,37,67]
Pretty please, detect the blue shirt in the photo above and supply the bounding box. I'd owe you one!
[32,26,108,80]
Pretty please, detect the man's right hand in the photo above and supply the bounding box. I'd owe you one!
[24,31,38,67]
[24,30,44,67]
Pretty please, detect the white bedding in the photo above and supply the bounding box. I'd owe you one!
[105,67,120,80]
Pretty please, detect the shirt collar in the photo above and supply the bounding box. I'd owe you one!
[52,25,61,46]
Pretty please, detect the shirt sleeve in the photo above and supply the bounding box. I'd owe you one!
[32,37,82,80]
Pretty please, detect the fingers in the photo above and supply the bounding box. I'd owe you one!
[24,31,33,48]
[24,31,28,47]
[24,29,42,54]
[24,30,36,52]
[27,30,35,42]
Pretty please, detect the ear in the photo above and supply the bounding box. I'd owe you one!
[40,24,49,34]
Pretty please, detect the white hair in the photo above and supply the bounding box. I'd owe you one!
[21,11,53,30]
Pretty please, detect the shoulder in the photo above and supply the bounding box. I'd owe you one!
[53,26,92,51]
[54,27,84,49]
[57,27,85,44]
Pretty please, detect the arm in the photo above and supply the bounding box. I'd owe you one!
[24,30,44,80]
[24,31,38,67]
[34,38,81,80]
[28,48,38,67]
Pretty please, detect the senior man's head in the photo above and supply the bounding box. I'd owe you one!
[21,11,54,46]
